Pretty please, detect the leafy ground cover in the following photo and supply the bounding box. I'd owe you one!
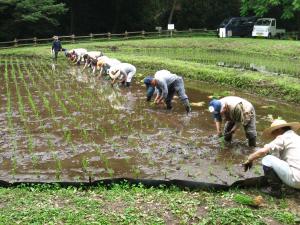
[0,184,299,225]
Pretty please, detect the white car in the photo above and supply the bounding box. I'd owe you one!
[252,18,285,38]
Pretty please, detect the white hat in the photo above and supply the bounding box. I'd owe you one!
[263,119,300,138]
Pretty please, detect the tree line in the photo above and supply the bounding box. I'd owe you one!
[0,0,299,41]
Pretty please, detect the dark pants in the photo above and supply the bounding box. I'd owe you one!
[53,51,59,63]
[165,77,189,109]
[223,112,257,142]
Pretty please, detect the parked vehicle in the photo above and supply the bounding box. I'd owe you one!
[218,17,256,38]
[252,18,285,38]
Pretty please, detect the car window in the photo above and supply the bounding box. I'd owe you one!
[255,19,271,26]
[220,19,229,27]
[231,20,241,27]
[271,20,275,26]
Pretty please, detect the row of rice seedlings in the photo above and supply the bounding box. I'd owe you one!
[14,58,66,179]
[4,59,18,177]
[12,59,39,120]
[10,58,41,173]
[34,59,114,141]
[38,58,149,179]
[26,60,80,149]
[33,60,102,162]
[30,59,106,178]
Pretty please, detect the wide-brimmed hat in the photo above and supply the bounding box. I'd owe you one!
[97,59,105,69]
[263,119,300,138]
[109,68,121,79]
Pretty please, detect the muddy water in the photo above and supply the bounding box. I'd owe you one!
[1,57,300,184]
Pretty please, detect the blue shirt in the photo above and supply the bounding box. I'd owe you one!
[52,40,62,52]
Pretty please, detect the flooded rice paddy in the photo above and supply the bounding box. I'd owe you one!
[1,56,300,184]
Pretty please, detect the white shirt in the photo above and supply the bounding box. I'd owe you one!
[73,48,87,56]
[265,130,300,182]
[102,58,121,68]
[110,63,136,81]
[86,51,102,60]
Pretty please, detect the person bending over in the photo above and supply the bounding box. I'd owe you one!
[209,96,257,147]
[144,70,191,113]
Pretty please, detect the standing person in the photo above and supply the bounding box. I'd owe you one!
[243,119,300,197]
[143,70,191,113]
[109,63,136,87]
[51,36,63,63]
[208,96,257,146]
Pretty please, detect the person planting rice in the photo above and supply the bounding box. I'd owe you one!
[82,51,103,72]
[109,63,136,87]
[209,96,257,147]
[51,36,64,63]
[97,57,121,77]
[143,70,191,113]
[65,48,87,65]
[243,119,300,197]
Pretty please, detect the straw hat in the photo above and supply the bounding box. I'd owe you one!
[109,68,121,79]
[97,59,105,69]
[263,119,300,138]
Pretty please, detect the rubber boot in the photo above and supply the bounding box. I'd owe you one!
[166,101,173,110]
[224,133,232,143]
[261,166,282,198]
[248,137,256,147]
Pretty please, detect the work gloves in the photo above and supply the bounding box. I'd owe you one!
[242,159,253,172]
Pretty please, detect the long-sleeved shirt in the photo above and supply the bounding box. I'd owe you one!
[85,51,102,60]
[219,96,254,125]
[72,48,88,63]
[52,40,62,52]
[154,70,178,99]
[264,130,300,182]
[98,57,120,68]
[111,63,136,79]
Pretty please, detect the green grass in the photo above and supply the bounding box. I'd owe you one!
[0,184,299,224]
[1,36,300,103]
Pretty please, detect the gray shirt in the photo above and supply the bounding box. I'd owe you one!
[154,70,178,99]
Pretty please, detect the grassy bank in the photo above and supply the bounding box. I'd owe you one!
[0,184,299,224]
[1,37,300,103]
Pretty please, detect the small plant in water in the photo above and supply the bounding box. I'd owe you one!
[107,168,115,178]
[81,157,89,173]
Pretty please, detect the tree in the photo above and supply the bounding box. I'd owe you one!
[0,0,67,40]
[241,0,300,19]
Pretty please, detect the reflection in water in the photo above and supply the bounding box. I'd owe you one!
[0,60,300,184]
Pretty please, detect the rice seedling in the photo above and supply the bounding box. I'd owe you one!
[52,153,62,180]
[81,157,89,173]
